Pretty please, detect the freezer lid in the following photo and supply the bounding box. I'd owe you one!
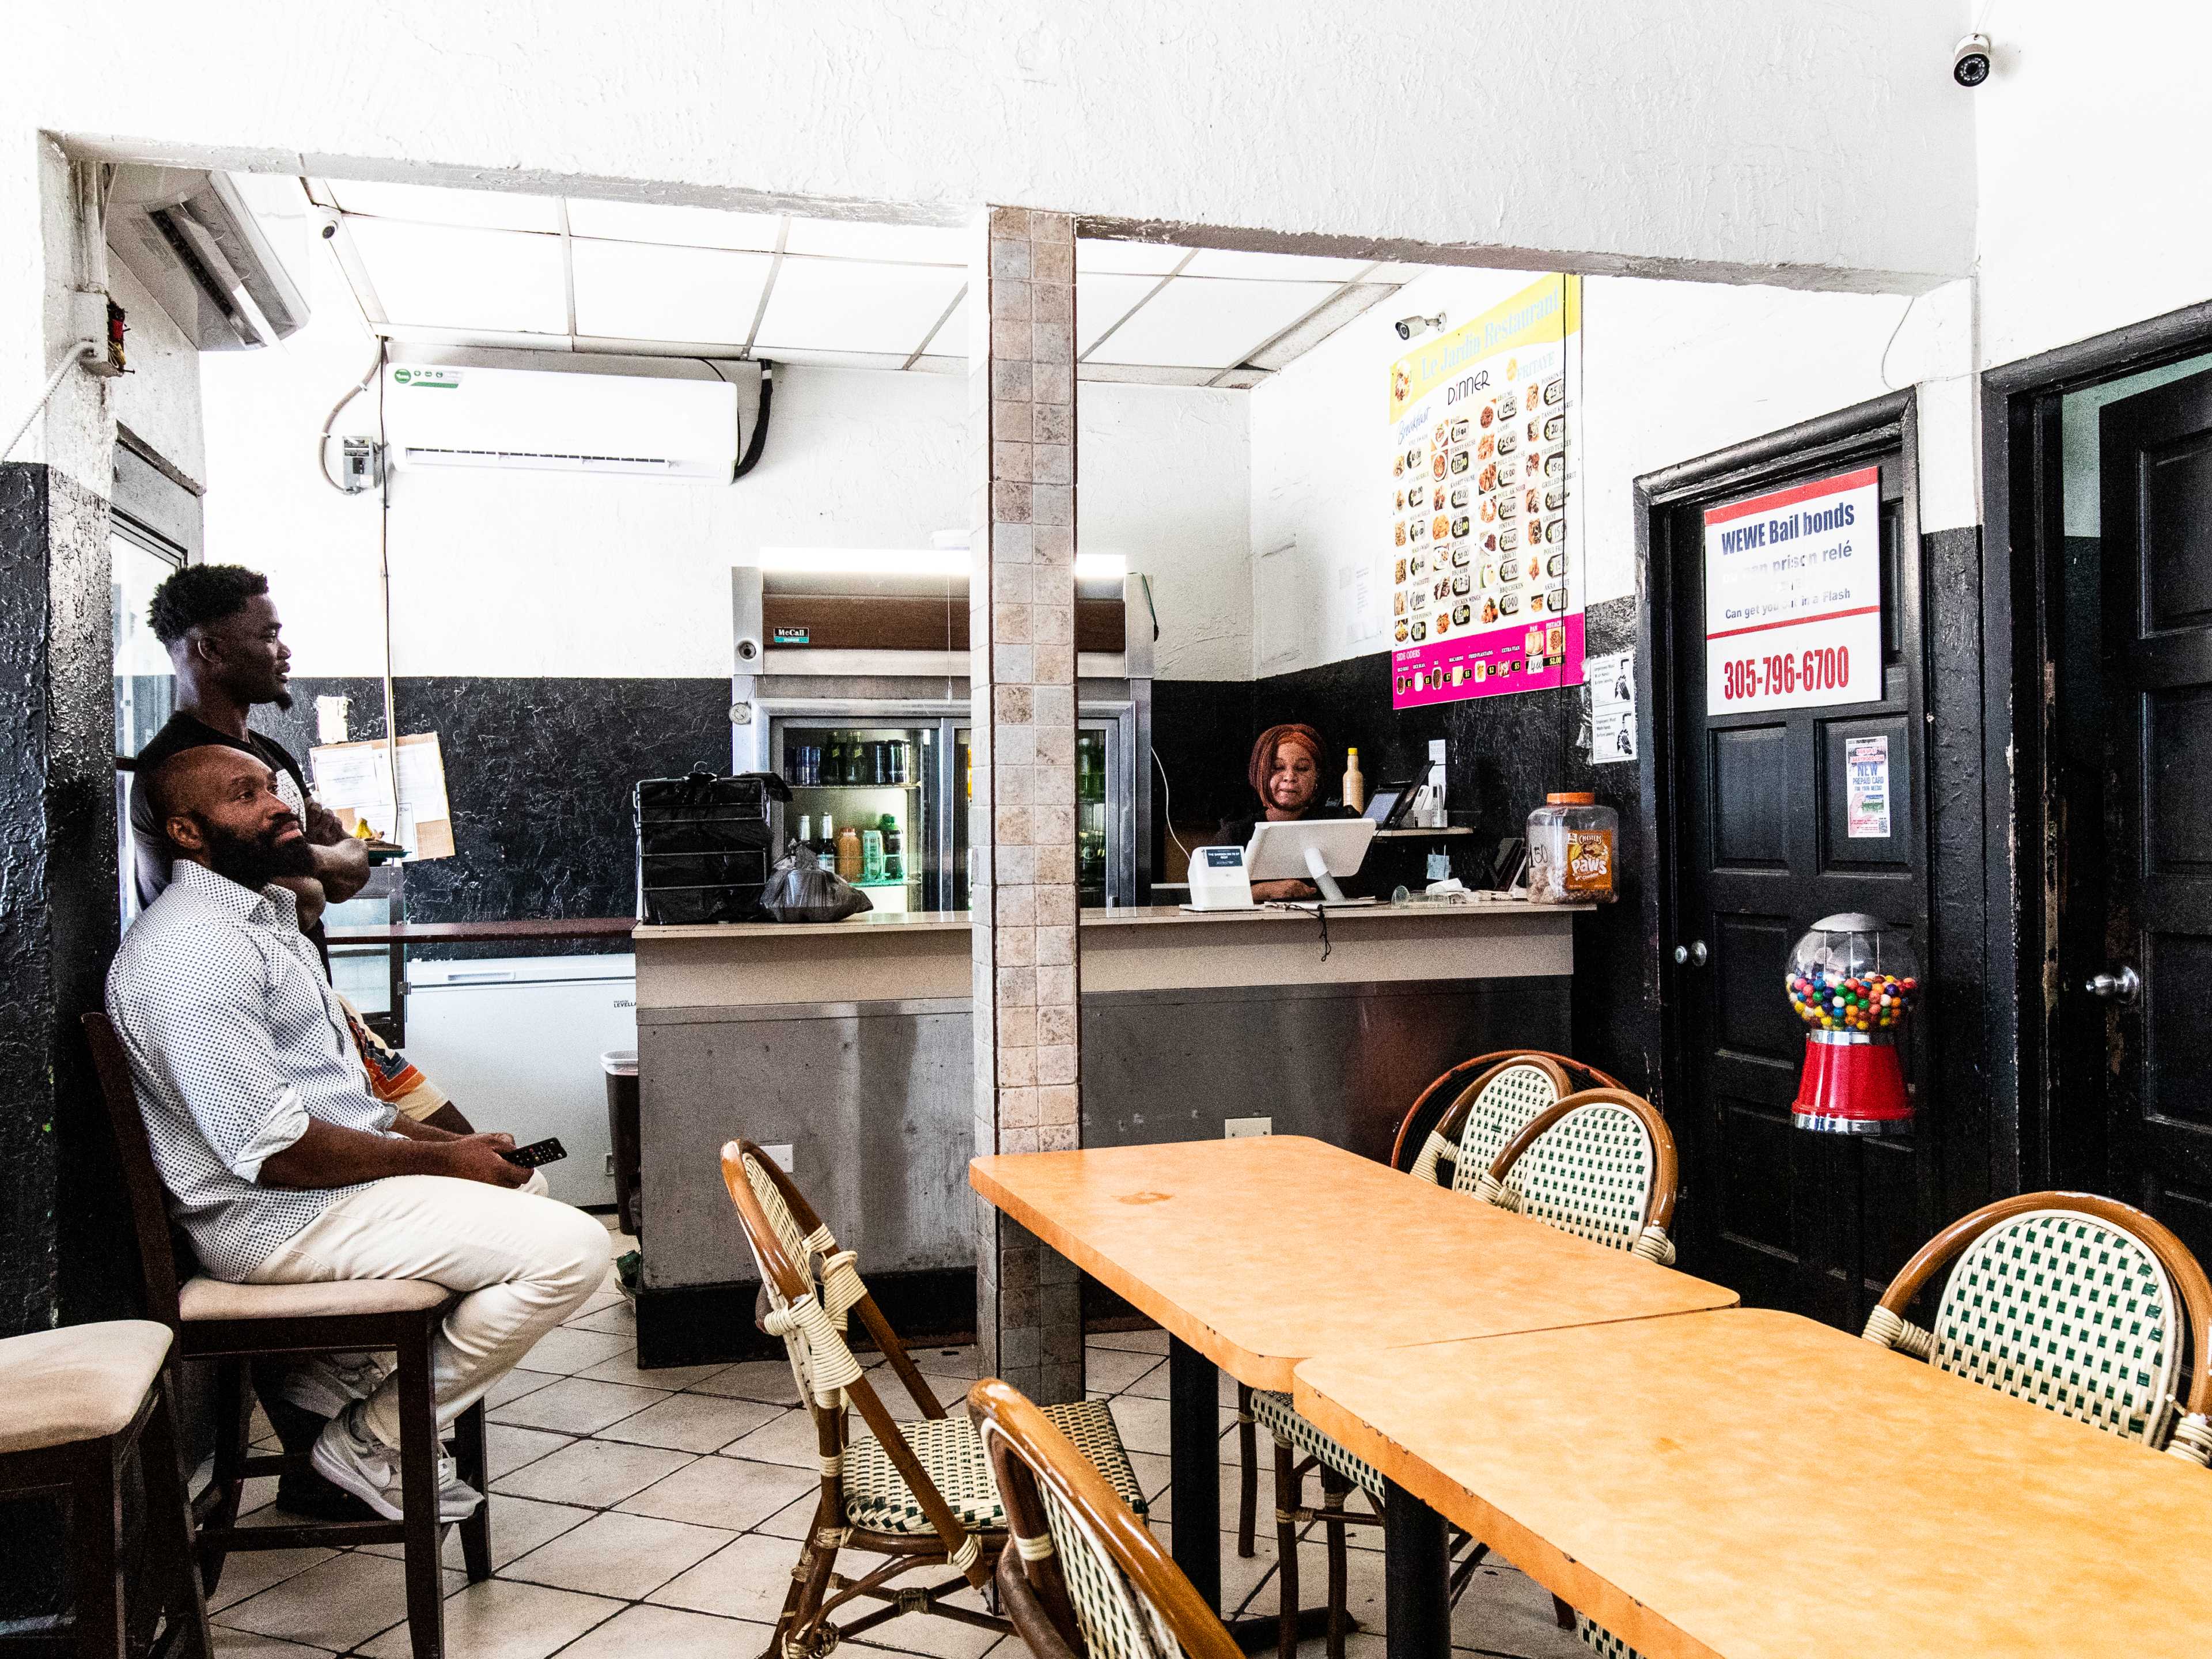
[406,953,637,990]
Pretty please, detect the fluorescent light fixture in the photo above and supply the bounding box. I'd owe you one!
[753,548,1128,580]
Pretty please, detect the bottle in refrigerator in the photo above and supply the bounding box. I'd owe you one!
[819,812,834,857]
[836,821,863,880]
[862,829,885,881]
[797,813,812,850]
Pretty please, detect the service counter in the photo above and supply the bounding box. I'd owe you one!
[630,900,1584,1363]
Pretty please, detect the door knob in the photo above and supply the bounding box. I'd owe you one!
[2085,965,2142,1004]
[1673,941,1709,967]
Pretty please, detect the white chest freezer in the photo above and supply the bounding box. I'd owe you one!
[402,953,636,1207]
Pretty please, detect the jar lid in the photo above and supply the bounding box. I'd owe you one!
[1547,791,1596,805]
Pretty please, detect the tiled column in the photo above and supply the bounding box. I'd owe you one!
[970,207,1084,1403]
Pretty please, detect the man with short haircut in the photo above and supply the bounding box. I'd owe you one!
[128,563,369,941]
[107,745,609,1521]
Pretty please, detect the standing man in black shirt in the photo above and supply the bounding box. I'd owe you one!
[128,563,370,944]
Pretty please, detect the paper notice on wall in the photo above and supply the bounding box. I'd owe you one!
[1587,650,1637,763]
[1704,465,1883,716]
[1845,734,1891,839]
[308,732,455,861]
[1385,274,1583,710]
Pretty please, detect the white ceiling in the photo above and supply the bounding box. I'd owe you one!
[252,177,1410,388]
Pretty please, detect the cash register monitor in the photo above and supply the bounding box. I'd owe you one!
[1245,818,1378,904]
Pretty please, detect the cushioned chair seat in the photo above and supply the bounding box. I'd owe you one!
[179,1275,453,1321]
[0,1320,173,1455]
[843,1399,1146,1536]
[1249,1388,1384,1499]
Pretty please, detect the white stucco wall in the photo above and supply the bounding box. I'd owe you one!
[197,245,1250,679]
[1978,2,2212,366]
[105,255,203,486]
[1249,268,1976,677]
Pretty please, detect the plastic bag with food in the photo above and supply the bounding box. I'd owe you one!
[759,843,874,924]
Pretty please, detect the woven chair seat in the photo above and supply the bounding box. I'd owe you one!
[1575,1614,1640,1657]
[843,1399,1146,1537]
[1248,1389,1383,1499]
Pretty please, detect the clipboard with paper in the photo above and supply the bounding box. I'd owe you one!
[308,731,456,861]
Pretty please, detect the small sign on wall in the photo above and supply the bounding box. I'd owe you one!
[1703,465,1882,717]
[1845,734,1891,838]
[1586,649,1637,763]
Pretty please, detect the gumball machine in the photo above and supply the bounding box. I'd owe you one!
[1783,912,1919,1134]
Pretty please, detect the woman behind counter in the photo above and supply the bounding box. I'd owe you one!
[1214,722,1360,902]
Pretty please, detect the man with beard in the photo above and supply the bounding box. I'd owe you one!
[107,747,609,1524]
[127,563,369,944]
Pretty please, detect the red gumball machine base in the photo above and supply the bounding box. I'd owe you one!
[1791,1029,1912,1134]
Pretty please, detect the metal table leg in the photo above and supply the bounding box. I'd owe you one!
[1168,1334,1221,1611]
[1384,1478,1449,1659]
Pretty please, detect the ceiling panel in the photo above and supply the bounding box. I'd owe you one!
[1086,276,1342,369]
[345,218,568,334]
[329,180,560,233]
[571,240,775,343]
[565,198,782,251]
[783,217,968,265]
[1181,249,1374,283]
[1077,238,1191,276]
[753,257,968,355]
[1076,272,1166,353]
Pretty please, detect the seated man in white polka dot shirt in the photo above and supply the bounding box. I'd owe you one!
[107,745,610,1522]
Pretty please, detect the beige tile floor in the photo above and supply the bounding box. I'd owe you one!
[209,1229,1581,1659]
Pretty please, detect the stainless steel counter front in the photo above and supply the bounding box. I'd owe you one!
[630,900,1584,1364]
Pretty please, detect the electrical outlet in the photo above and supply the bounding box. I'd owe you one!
[763,1142,796,1171]
[1224,1116,1272,1138]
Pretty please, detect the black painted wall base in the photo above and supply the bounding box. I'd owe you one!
[635,1267,976,1370]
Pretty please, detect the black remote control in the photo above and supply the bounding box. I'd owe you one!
[501,1137,568,1168]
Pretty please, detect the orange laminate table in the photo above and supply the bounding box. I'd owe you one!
[970,1135,1736,1645]
[1293,1306,2212,1659]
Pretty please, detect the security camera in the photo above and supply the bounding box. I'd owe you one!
[1952,32,1991,87]
[1396,312,1447,342]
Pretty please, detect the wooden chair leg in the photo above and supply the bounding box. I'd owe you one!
[142,1374,215,1659]
[396,1324,446,1659]
[1234,1383,1257,1559]
[452,1400,491,1583]
[198,1357,251,1595]
[768,1510,838,1659]
[74,1435,127,1659]
[1272,1437,1301,1659]
[1318,1467,1351,1659]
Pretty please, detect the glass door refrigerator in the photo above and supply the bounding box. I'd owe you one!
[952,709,1136,911]
[768,714,950,913]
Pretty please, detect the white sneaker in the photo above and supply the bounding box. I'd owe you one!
[311,1403,482,1523]
[281,1355,387,1420]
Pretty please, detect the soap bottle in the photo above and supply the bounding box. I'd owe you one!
[1343,747,1366,814]
[836,821,863,880]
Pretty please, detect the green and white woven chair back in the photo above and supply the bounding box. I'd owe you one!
[737,1152,866,1414]
[1502,1102,1657,1255]
[1930,1207,2183,1444]
[1032,1477,1177,1659]
[1447,1063,1565,1195]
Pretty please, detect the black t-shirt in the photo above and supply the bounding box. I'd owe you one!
[128,712,318,916]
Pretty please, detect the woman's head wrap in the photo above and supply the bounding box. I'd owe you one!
[1248,723,1325,808]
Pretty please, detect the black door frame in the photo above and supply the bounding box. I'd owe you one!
[1983,296,2212,1195]
[1635,389,1994,1255]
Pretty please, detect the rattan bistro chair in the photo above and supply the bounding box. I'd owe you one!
[719,1140,1147,1659]
[976,1376,1243,1659]
[1861,1191,2212,1463]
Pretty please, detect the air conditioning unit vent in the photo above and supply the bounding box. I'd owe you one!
[383,365,739,482]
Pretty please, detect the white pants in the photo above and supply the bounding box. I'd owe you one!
[247,1174,610,1449]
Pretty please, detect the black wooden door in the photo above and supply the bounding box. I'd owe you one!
[1666,445,1936,1328]
[2092,371,2212,1263]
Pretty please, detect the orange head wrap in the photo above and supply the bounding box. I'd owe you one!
[1248,723,1325,810]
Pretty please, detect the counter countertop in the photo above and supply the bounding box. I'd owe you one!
[634,896,1589,942]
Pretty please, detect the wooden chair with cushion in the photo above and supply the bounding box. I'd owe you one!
[976,1376,1242,1659]
[0,1320,211,1659]
[82,1013,490,1659]
[721,1139,1147,1659]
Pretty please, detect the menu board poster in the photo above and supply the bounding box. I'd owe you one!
[1386,274,1582,710]
[1702,465,1883,717]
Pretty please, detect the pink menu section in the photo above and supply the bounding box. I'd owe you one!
[1392,611,1585,709]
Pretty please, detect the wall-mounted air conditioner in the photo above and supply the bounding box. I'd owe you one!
[382,363,741,481]
[105,167,309,351]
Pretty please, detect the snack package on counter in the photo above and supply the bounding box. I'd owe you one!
[760,844,874,925]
